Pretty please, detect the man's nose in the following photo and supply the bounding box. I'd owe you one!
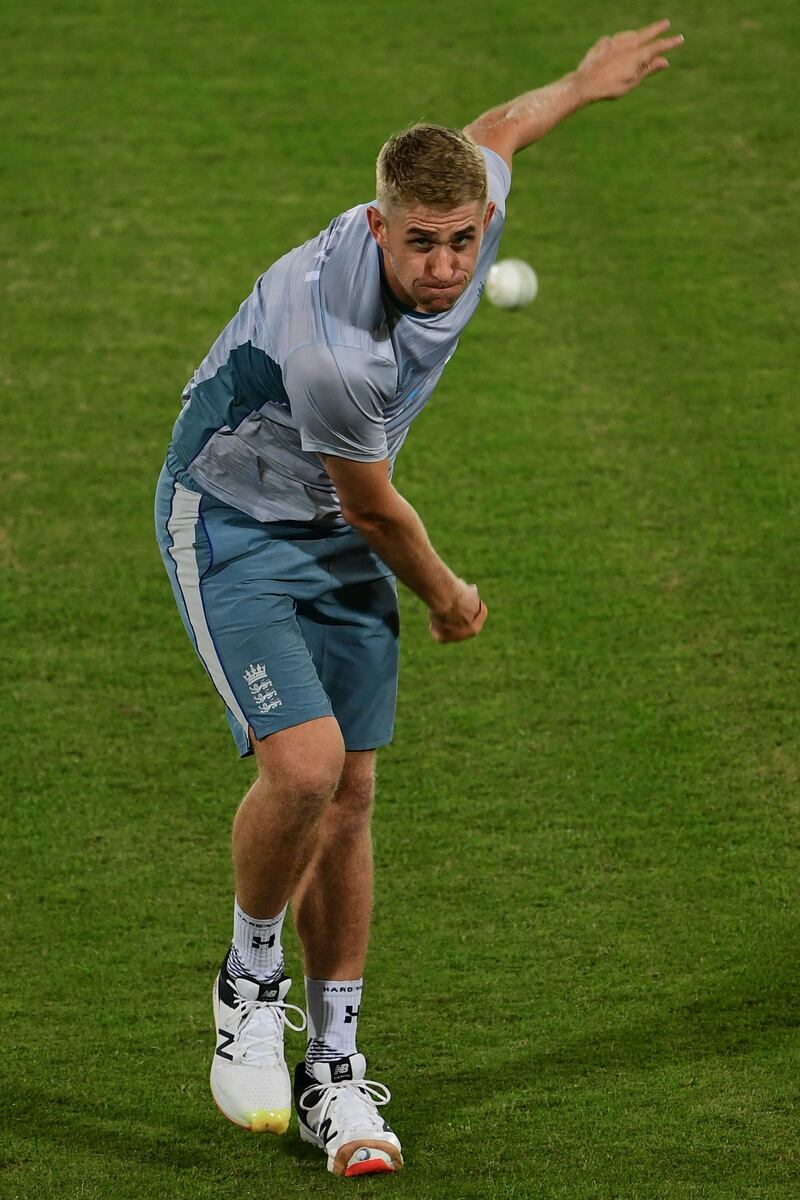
[427,246,453,282]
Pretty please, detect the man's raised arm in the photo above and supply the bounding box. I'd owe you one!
[463,18,685,168]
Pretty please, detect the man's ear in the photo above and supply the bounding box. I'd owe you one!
[366,205,388,247]
[483,200,496,232]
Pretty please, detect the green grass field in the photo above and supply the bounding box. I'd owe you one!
[3,2,799,1196]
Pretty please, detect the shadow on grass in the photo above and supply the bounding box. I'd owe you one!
[420,964,800,1122]
[4,968,797,1178]
[1,1089,322,1177]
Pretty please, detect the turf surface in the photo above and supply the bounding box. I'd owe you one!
[2,1,799,1197]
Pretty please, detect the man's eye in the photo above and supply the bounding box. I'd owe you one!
[413,239,429,247]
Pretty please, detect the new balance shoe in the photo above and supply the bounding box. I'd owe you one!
[294,1053,403,1177]
[210,951,306,1134]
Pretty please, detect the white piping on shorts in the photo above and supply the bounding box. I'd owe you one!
[166,481,250,737]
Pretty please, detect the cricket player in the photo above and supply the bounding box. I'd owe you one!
[154,21,683,1178]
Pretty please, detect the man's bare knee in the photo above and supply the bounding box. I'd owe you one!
[330,750,377,821]
[248,716,346,804]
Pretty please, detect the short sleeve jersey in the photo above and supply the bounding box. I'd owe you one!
[166,146,512,525]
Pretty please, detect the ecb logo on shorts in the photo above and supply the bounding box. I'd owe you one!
[244,662,283,714]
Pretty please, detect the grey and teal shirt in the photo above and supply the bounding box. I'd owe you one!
[165,145,511,525]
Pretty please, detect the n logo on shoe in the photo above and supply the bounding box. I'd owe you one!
[215,1028,235,1061]
[318,1117,337,1145]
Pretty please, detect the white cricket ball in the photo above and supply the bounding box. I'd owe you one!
[486,258,538,309]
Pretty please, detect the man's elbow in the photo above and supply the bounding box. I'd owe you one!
[339,487,406,532]
[317,452,401,530]
[464,117,517,168]
[340,499,400,531]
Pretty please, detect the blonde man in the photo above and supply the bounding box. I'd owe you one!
[154,20,683,1179]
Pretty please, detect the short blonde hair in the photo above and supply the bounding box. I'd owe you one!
[376,123,488,215]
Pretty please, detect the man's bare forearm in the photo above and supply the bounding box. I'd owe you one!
[349,494,459,614]
[464,73,585,159]
[464,21,684,163]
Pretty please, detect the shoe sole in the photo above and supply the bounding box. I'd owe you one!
[298,1123,402,1176]
[210,979,290,1135]
[344,1157,396,1178]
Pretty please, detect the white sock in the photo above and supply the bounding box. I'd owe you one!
[228,898,286,982]
[305,977,363,1063]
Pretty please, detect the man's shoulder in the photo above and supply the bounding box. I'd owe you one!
[479,144,513,214]
[284,342,397,399]
[252,200,391,366]
[315,204,390,344]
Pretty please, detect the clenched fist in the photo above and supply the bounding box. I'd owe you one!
[429,580,488,644]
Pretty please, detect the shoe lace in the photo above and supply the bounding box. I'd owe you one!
[299,1075,392,1134]
[232,994,307,1068]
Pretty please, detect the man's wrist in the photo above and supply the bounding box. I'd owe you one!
[565,68,595,111]
[428,572,462,619]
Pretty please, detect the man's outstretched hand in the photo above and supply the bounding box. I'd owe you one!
[575,19,685,103]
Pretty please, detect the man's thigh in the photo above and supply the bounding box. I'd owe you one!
[296,573,400,754]
[155,468,335,757]
[155,465,399,758]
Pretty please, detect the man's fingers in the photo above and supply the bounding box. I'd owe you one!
[648,34,685,56]
[637,17,671,43]
[429,597,487,643]
[637,54,670,78]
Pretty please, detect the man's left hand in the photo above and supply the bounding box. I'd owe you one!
[575,19,685,104]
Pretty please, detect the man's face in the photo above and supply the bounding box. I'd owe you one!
[367,199,496,314]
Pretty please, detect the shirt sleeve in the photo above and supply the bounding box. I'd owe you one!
[474,146,511,271]
[481,145,512,217]
[283,342,395,461]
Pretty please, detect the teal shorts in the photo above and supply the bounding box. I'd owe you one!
[154,460,399,757]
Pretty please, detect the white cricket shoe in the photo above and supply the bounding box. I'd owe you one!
[210,952,306,1134]
[294,1053,403,1177]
